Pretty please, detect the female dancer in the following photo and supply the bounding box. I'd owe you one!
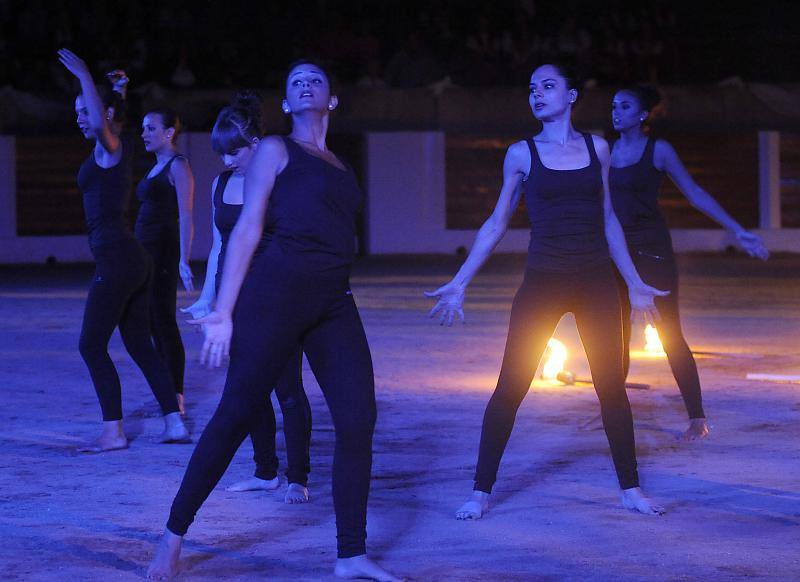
[426,63,668,520]
[57,49,189,451]
[182,92,312,504]
[137,108,195,413]
[147,61,400,581]
[609,85,769,440]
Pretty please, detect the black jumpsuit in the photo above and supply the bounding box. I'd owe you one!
[609,137,704,419]
[213,170,312,486]
[135,154,187,395]
[473,133,640,493]
[77,144,180,421]
[167,137,374,558]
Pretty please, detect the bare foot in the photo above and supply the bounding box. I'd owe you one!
[334,554,403,581]
[285,482,310,504]
[146,529,182,580]
[177,393,186,416]
[681,418,709,441]
[226,476,280,492]
[158,412,191,444]
[621,487,665,515]
[78,420,128,453]
[455,490,489,520]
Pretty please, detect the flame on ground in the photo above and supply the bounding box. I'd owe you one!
[644,324,666,357]
[542,338,568,380]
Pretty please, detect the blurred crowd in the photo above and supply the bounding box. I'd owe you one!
[0,0,794,94]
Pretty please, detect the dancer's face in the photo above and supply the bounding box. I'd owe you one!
[141,113,175,152]
[221,141,258,176]
[283,64,335,114]
[74,95,96,139]
[612,91,645,132]
[529,65,576,121]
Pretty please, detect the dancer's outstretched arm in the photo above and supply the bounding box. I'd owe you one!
[425,141,527,326]
[594,135,669,324]
[657,140,769,260]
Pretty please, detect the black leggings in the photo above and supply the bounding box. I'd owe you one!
[249,348,313,486]
[618,249,705,419]
[79,238,180,421]
[474,262,639,492]
[140,235,185,394]
[167,251,375,558]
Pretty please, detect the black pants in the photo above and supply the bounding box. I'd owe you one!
[618,249,705,419]
[167,250,375,558]
[474,262,639,492]
[140,235,186,394]
[79,238,180,421]
[249,348,313,486]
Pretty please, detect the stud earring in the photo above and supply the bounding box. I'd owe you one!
[328,103,334,110]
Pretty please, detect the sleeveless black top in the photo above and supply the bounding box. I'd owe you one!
[212,170,242,289]
[609,137,672,253]
[134,154,183,242]
[258,137,363,271]
[77,143,134,251]
[523,133,610,272]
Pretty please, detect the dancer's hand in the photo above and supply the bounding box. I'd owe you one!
[188,310,232,367]
[179,260,194,292]
[180,299,211,320]
[735,230,769,260]
[106,69,129,97]
[424,280,465,326]
[57,49,91,81]
[628,282,669,326]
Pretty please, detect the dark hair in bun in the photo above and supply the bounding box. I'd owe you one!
[620,84,663,115]
[211,91,264,155]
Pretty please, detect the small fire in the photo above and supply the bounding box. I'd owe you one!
[644,324,666,357]
[542,338,568,380]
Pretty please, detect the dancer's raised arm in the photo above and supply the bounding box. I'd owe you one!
[58,49,120,156]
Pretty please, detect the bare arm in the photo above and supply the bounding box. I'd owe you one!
[189,136,287,366]
[596,136,669,321]
[216,137,286,315]
[657,140,768,259]
[425,141,528,324]
[57,49,120,155]
[171,157,196,290]
[182,177,221,317]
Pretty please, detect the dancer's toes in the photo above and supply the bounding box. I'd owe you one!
[77,438,128,454]
[622,487,666,515]
[455,491,489,520]
[226,476,280,492]
[334,554,403,581]
[146,531,182,580]
[78,422,128,453]
[681,418,709,441]
[158,412,191,444]
[285,482,310,504]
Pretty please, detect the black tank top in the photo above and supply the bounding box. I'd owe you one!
[258,137,363,271]
[212,170,242,286]
[77,143,134,250]
[523,133,610,272]
[609,137,672,252]
[134,154,182,242]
